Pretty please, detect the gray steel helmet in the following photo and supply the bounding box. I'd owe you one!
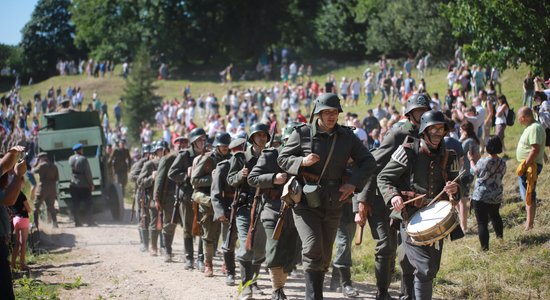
[404,93,432,116]
[142,143,152,155]
[153,140,167,152]
[248,123,271,143]
[418,110,448,135]
[189,128,207,144]
[213,132,231,147]
[282,122,300,141]
[313,93,343,114]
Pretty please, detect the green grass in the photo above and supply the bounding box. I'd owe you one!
[4,62,550,299]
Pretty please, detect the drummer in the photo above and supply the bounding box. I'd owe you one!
[377,110,460,300]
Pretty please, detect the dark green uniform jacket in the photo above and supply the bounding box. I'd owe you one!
[248,147,285,221]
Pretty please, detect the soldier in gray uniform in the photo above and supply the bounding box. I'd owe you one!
[154,136,187,262]
[168,128,207,270]
[227,123,270,300]
[277,93,376,300]
[68,143,95,227]
[32,152,59,228]
[139,141,167,256]
[191,132,232,276]
[130,144,151,252]
[109,138,132,194]
[354,93,431,300]
[377,110,460,300]
[248,124,299,300]
[211,137,247,286]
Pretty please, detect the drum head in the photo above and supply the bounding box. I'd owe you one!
[407,201,453,233]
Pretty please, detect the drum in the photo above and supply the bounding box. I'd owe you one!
[406,200,459,246]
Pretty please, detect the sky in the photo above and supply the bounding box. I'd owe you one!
[0,1,38,45]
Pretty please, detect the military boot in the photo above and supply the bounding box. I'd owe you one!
[184,237,194,270]
[251,263,266,296]
[239,261,253,300]
[33,211,40,229]
[400,273,415,300]
[414,278,432,300]
[163,233,174,262]
[305,271,324,300]
[339,267,359,298]
[224,251,236,286]
[140,229,149,252]
[375,256,394,299]
[269,267,287,300]
[197,239,205,271]
[204,262,214,277]
[51,212,58,228]
[149,230,159,256]
[329,267,341,291]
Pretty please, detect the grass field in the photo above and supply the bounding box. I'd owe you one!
[4,62,550,299]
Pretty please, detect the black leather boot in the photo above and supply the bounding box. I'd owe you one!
[339,267,359,298]
[184,237,194,269]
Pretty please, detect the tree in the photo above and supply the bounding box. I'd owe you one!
[313,0,366,59]
[446,1,550,78]
[123,46,159,142]
[20,0,82,79]
[364,0,453,58]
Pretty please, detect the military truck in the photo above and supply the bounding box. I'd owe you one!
[37,111,124,221]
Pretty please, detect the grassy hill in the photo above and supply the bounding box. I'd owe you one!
[5,62,550,299]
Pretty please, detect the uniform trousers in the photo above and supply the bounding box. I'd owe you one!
[262,213,298,273]
[235,204,266,264]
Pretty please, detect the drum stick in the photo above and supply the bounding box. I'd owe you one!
[426,170,467,207]
[390,194,426,210]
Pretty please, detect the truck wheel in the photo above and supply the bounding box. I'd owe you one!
[109,184,124,221]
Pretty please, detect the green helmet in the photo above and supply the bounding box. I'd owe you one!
[404,93,431,116]
[418,110,448,135]
[282,122,300,141]
[154,140,168,152]
[142,143,152,155]
[248,123,270,143]
[189,128,206,144]
[313,93,343,114]
[213,132,231,147]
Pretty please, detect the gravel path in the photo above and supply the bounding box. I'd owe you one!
[31,205,401,299]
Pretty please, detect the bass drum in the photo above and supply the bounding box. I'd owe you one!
[406,200,458,246]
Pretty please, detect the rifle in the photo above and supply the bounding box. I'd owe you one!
[171,185,181,225]
[272,202,290,240]
[192,201,201,236]
[130,191,136,222]
[222,188,240,252]
[245,187,263,250]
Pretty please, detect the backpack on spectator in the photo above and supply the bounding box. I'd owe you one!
[506,107,516,126]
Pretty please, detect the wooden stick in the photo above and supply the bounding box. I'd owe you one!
[354,224,364,246]
[390,194,426,210]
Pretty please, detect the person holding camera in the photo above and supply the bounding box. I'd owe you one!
[277,93,375,299]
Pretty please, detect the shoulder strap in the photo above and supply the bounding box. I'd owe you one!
[317,133,337,184]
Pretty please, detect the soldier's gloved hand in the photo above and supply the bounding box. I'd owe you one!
[241,167,249,178]
[444,181,459,196]
[14,160,27,177]
[338,183,356,201]
[273,173,288,185]
[391,195,404,211]
[301,153,320,167]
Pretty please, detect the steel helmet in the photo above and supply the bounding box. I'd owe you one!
[213,132,231,147]
[248,123,270,143]
[282,122,300,141]
[141,143,152,155]
[189,128,207,144]
[313,93,343,114]
[404,93,432,116]
[418,110,448,134]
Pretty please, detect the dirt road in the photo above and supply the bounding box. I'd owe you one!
[31,205,399,300]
